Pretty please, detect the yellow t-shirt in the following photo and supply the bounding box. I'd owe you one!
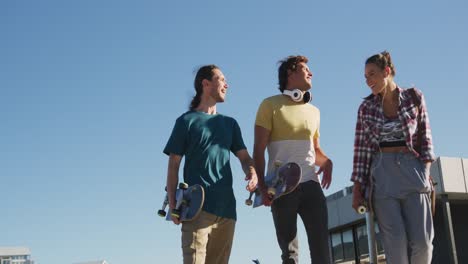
[255,94,320,183]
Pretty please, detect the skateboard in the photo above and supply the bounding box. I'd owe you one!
[356,192,378,263]
[158,182,205,222]
[357,184,374,214]
[245,161,301,208]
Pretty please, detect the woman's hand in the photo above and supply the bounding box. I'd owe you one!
[352,182,364,213]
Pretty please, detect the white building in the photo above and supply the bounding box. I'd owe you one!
[0,247,34,264]
[73,261,109,264]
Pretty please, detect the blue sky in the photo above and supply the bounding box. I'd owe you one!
[1,0,467,263]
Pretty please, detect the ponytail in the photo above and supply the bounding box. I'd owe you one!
[189,93,202,111]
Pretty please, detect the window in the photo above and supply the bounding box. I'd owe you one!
[355,222,386,263]
[342,229,356,261]
[331,232,344,262]
[356,224,369,259]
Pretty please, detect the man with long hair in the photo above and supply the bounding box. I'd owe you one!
[164,64,258,264]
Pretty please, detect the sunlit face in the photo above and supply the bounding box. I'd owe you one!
[364,63,388,95]
[288,62,313,91]
[207,69,228,102]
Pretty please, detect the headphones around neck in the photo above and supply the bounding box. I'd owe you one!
[283,89,312,103]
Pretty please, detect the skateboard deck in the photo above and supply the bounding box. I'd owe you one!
[246,161,301,208]
[158,183,204,222]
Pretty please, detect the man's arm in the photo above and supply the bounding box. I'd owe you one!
[167,153,182,225]
[314,137,333,189]
[235,149,258,192]
[253,125,272,205]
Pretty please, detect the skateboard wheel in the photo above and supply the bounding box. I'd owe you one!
[267,188,276,196]
[357,205,367,214]
[245,199,253,206]
[157,210,167,217]
[274,160,282,167]
[179,182,189,190]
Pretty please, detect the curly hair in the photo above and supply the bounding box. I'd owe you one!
[277,55,309,92]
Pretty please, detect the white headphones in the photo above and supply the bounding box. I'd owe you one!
[283,89,312,103]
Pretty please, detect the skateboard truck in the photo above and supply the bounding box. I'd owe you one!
[158,183,205,222]
[170,182,189,219]
[267,160,283,197]
[157,187,168,217]
[245,191,254,206]
[158,183,189,218]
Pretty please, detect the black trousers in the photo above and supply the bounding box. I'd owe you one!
[271,180,331,264]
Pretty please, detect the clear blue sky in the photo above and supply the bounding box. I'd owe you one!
[1,1,467,263]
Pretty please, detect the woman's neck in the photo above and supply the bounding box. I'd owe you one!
[381,81,398,102]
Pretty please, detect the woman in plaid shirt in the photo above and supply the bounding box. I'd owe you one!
[351,51,435,264]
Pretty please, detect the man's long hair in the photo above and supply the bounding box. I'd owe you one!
[190,64,219,110]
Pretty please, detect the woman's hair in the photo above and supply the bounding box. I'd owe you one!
[190,64,219,110]
[278,55,309,92]
[365,51,396,77]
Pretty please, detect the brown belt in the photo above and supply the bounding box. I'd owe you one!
[380,146,411,153]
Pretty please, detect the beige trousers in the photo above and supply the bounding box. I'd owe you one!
[181,210,236,264]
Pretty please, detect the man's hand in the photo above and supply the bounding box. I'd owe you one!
[259,185,273,206]
[317,158,333,189]
[245,167,258,192]
[166,154,182,225]
[169,200,181,225]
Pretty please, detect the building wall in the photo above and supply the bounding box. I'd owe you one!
[0,247,33,264]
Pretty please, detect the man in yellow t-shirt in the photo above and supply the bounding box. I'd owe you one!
[253,55,333,264]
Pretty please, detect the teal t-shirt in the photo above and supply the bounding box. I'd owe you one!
[163,111,246,220]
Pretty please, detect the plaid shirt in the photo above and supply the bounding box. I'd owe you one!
[351,87,435,186]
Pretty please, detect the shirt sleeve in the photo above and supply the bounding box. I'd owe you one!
[255,99,273,131]
[416,90,436,162]
[163,117,187,156]
[230,119,247,153]
[351,104,372,186]
[314,108,320,139]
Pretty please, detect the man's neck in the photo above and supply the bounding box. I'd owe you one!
[195,101,217,115]
[285,85,308,92]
